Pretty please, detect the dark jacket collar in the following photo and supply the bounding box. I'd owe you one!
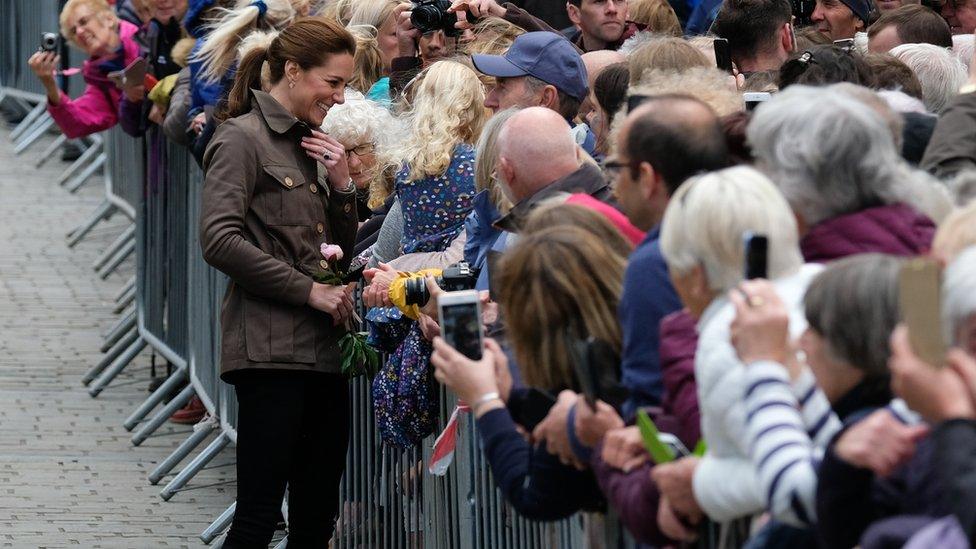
[831,378,893,422]
[251,89,308,136]
[493,163,611,233]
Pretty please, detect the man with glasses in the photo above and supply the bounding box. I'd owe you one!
[607,95,728,416]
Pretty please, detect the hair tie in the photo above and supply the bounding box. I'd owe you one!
[250,0,268,17]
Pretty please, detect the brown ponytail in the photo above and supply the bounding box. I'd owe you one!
[219,17,357,121]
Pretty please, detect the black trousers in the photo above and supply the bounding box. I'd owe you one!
[224,369,350,548]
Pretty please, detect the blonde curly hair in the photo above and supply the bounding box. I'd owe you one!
[396,60,489,181]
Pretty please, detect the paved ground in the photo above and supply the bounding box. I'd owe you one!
[0,124,235,548]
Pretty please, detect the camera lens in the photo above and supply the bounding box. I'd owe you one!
[410,3,442,34]
[403,277,429,307]
[41,33,58,52]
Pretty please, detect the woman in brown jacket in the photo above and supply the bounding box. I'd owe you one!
[199,17,358,547]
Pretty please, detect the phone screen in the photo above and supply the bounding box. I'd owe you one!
[744,232,769,280]
[441,301,483,360]
[899,259,946,366]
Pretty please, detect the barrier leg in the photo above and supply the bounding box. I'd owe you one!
[127,371,191,438]
[65,152,107,193]
[57,139,103,187]
[114,276,136,303]
[13,115,55,155]
[36,134,67,168]
[82,326,138,385]
[99,308,136,353]
[8,102,45,141]
[93,224,135,271]
[66,200,116,248]
[201,503,236,545]
[97,235,135,280]
[149,422,215,484]
[160,432,231,501]
[113,285,136,315]
[87,336,147,397]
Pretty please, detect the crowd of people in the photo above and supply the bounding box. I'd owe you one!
[25,0,976,546]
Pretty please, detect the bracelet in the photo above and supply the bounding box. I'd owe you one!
[334,179,355,193]
[470,391,500,414]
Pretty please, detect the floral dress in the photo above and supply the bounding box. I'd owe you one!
[395,144,477,254]
[373,143,477,448]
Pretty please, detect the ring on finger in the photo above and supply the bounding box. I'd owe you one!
[747,295,765,308]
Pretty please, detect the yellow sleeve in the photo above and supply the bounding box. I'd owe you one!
[388,268,443,320]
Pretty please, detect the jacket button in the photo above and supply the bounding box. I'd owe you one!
[319,259,329,269]
[344,203,352,213]
[309,183,318,194]
[316,222,324,234]
[284,176,294,187]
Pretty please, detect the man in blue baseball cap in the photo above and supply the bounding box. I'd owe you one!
[471,31,599,157]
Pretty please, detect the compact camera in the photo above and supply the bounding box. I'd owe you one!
[410,0,476,37]
[40,32,60,53]
[404,261,480,306]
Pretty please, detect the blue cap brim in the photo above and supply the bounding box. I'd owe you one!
[471,53,528,78]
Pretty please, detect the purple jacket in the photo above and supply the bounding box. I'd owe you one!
[591,311,700,545]
[47,21,142,139]
[800,203,936,263]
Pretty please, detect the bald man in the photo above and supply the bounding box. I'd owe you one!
[493,107,613,232]
[580,49,627,119]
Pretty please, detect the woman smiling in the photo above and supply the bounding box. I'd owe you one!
[199,17,358,547]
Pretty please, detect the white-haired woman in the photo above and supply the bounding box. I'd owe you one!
[27,0,142,138]
[650,166,834,536]
[890,42,968,113]
[747,85,936,263]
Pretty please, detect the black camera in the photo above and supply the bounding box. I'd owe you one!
[40,32,60,53]
[404,261,480,306]
[410,0,476,37]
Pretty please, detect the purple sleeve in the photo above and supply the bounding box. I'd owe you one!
[659,311,701,448]
[118,96,146,137]
[590,447,673,546]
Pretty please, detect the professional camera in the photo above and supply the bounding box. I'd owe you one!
[40,32,60,53]
[410,0,476,37]
[404,261,480,306]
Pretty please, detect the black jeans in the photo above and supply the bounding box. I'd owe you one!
[224,369,350,548]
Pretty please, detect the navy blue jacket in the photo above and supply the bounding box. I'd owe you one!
[618,227,682,419]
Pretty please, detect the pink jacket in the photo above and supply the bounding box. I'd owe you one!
[47,21,142,139]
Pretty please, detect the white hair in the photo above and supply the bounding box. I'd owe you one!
[953,33,975,71]
[889,43,968,113]
[659,166,804,292]
[619,31,666,56]
[949,170,976,206]
[853,31,869,56]
[747,85,916,225]
[875,89,928,114]
[943,245,976,347]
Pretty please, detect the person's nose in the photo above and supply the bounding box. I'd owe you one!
[485,88,499,110]
[348,152,362,170]
[430,32,445,50]
[606,0,619,14]
[334,86,345,105]
[810,4,825,21]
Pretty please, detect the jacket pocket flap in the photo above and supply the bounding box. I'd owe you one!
[262,164,306,190]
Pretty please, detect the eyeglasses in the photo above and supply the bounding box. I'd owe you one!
[345,143,375,157]
[601,158,634,182]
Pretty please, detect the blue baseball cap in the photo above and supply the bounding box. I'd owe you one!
[471,31,589,102]
[839,0,871,23]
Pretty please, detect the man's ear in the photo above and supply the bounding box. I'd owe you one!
[540,85,559,110]
[567,2,582,27]
[782,22,795,54]
[637,161,658,200]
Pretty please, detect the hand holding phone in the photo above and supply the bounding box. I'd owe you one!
[713,38,734,74]
[744,231,769,280]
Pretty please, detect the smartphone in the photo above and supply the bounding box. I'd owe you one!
[744,92,772,112]
[658,433,690,458]
[898,258,946,366]
[437,290,484,361]
[713,38,734,74]
[743,231,769,280]
[511,387,557,431]
[833,38,855,52]
[635,409,676,464]
[570,336,623,412]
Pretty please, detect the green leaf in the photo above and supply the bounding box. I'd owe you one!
[635,409,675,465]
[693,439,707,457]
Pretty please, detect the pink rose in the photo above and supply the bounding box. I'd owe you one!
[320,243,344,262]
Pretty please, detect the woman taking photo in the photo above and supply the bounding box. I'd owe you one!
[199,17,357,547]
[27,0,141,138]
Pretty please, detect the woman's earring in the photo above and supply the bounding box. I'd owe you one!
[288,80,295,89]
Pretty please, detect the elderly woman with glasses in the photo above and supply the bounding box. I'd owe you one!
[27,0,142,138]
